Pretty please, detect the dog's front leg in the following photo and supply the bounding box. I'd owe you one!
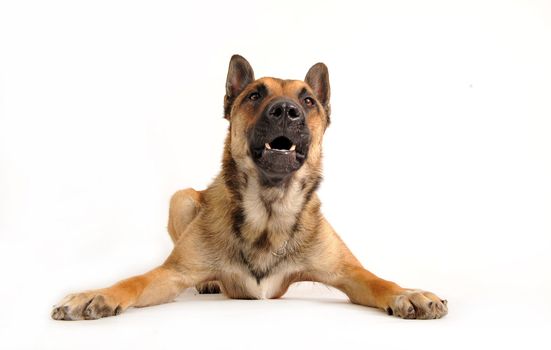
[51,265,189,320]
[329,264,448,319]
[308,221,448,319]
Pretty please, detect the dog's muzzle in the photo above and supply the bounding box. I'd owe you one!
[248,99,311,185]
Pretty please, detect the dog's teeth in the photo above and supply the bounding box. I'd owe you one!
[265,143,271,150]
[290,145,296,151]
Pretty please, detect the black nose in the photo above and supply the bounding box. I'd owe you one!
[268,101,302,121]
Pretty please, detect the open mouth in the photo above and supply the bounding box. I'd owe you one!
[250,134,306,175]
[264,136,296,153]
[248,130,310,185]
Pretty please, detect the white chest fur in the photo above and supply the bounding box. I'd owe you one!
[243,271,286,299]
[222,262,297,300]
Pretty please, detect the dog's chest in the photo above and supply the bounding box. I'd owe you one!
[244,270,285,299]
[222,264,294,300]
[240,180,304,237]
[222,178,305,299]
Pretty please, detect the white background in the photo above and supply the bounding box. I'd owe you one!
[1,0,550,349]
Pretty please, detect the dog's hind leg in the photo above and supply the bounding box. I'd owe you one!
[167,188,221,294]
[167,188,204,244]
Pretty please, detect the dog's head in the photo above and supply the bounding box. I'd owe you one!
[224,55,330,187]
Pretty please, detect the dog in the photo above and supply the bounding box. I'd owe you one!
[51,55,448,320]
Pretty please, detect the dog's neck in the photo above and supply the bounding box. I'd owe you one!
[221,146,321,245]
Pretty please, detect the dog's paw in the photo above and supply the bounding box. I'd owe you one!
[196,281,222,294]
[51,291,123,321]
[386,289,448,319]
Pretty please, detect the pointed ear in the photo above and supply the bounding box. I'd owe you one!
[305,62,330,116]
[224,55,255,119]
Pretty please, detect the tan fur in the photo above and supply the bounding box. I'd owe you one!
[51,56,447,321]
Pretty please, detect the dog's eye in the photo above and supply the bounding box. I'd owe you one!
[304,97,315,107]
[249,92,261,101]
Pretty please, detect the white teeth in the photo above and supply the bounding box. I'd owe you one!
[265,143,296,151]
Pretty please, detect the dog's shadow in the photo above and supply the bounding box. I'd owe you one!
[127,284,389,319]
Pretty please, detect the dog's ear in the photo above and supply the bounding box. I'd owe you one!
[224,55,255,119]
[305,63,331,119]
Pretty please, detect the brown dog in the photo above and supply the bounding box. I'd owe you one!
[51,55,447,320]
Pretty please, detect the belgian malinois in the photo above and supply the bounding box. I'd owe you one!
[51,55,448,320]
